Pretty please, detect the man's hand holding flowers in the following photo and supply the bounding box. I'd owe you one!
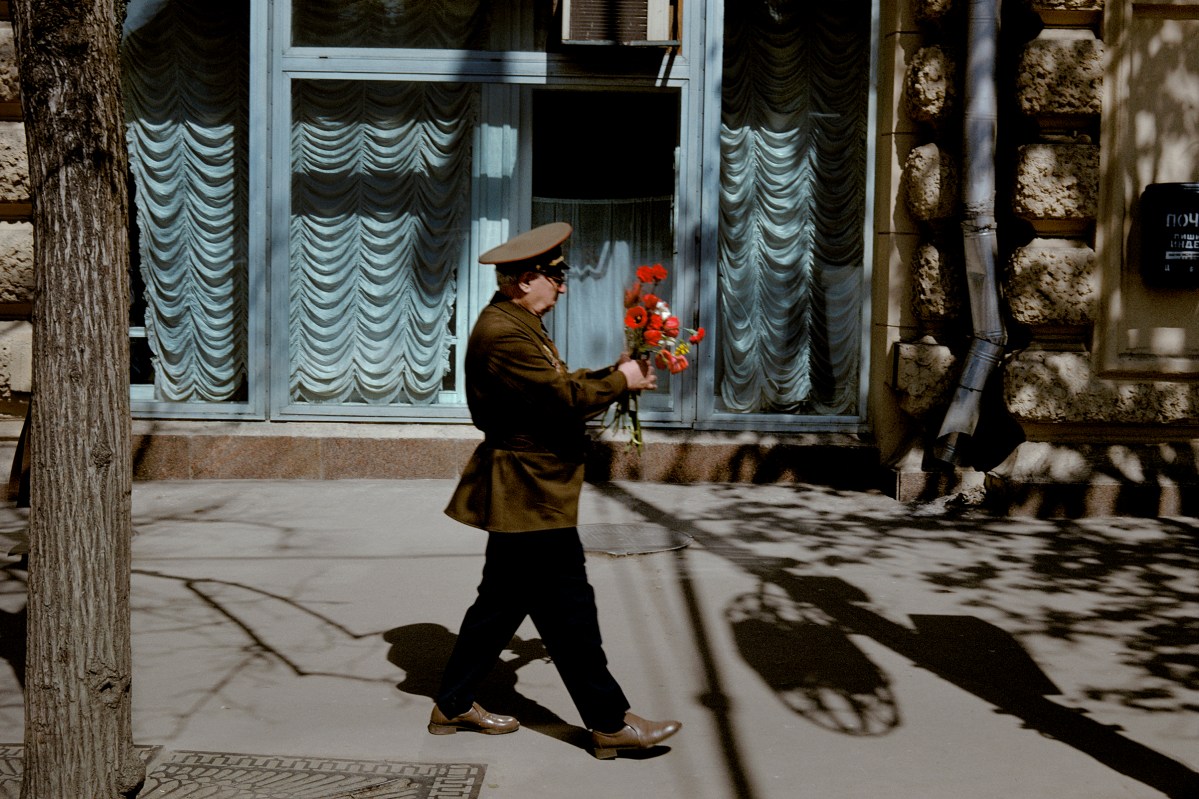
[617,356,656,392]
[609,263,705,451]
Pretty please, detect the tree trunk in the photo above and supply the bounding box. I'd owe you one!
[11,1,143,797]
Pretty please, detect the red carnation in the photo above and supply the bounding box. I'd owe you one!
[668,354,689,374]
[664,316,680,335]
[650,263,668,282]
[655,351,670,370]
[642,293,660,308]
[644,329,663,346]
[647,314,664,331]
[636,265,656,283]
[689,327,706,344]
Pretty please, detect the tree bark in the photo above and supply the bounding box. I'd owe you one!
[11,1,142,797]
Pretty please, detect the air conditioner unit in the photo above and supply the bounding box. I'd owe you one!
[560,0,679,47]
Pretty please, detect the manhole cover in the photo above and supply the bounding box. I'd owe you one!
[578,522,691,555]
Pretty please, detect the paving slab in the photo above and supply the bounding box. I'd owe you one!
[0,479,1196,798]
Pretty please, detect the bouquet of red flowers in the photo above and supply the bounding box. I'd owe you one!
[611,263,705,451]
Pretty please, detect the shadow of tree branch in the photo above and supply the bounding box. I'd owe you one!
[598,481,1199,799]
[132,567,396,685]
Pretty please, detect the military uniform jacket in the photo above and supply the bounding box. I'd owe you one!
[445,293,628,532]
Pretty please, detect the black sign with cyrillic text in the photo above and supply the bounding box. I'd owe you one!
[1140,183,1199,288]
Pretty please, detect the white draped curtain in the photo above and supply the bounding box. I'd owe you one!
[719,0,870,415]
[289,80,477,405]
[122,0,249,403]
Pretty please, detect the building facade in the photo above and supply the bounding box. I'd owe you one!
[0,0,1196,514]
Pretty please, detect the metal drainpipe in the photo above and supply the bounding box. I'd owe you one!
[932,0,1007,466]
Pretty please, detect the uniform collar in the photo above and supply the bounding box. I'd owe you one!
[490,292,550,337]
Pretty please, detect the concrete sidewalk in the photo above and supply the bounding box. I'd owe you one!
[1,479,1197,798]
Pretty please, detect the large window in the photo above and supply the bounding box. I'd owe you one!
[122,0,875,432]
[711,0,872,424]
[123,0,253,409]
[288,79,476,407]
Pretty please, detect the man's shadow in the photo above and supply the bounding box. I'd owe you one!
[383,623,592,751]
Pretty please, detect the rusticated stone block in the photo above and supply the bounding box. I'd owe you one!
[0,319,31,397]
[1005,350,1199,423]
[903,142,958,223]
[912,237,965,322]
[0,221,33,306]
[891,337,957,419]
[0,24,17,105]
[914,0,956,24]
[0,121,27,203]
[1016,30,1103,121]
[1012,143,1099,231]
[1006,238,1097,325]
[905,45,957,129]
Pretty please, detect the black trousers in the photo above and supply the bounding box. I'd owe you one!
[435,527,630,732]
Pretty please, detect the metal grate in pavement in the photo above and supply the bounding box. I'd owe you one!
[0,746,485,799]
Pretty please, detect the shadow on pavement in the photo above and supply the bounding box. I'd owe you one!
[727,582,899,736]
[384,623,592,751]
[599,482,1199,799]
[0,566,24,690]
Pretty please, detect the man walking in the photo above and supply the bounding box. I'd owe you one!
[431,222,681,760]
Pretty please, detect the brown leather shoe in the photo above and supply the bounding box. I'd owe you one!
[591,712,681,759]
[428,702,519,735]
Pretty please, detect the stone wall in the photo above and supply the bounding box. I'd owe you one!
[0,11,31,416]
[894,0,1199,513]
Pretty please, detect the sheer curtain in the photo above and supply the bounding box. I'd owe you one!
[289,80,477,405]
[719,0,870,415]
[533,197,674,372]
[122,0,249,402]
